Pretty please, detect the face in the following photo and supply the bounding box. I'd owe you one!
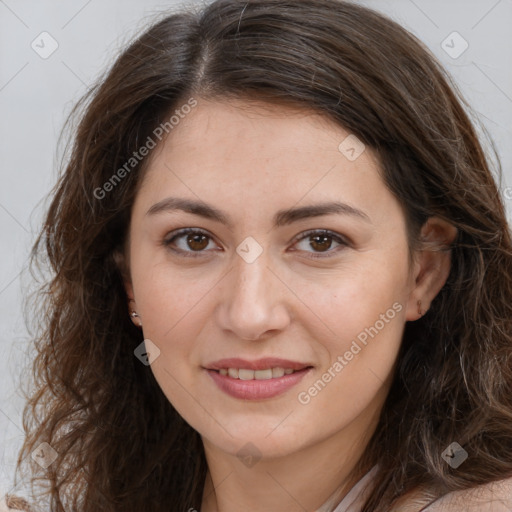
[122,97,431,460]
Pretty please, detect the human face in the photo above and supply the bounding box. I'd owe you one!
[125,97,416,459]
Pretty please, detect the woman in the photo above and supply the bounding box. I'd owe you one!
[8,0,512,510]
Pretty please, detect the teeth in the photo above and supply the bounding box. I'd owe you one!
[238,369,255,380]
[254,369,272,380]
[218,367,300,380]
[272,367,285,378]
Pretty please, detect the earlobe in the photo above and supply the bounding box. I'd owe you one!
[405,217,458,321]
[129,299,143,328]
[416,299,425,317]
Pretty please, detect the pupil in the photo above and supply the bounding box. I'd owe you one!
[311,235,331,252]
[188,234,208,251]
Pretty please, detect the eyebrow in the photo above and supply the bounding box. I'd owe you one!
[145,197,372,228]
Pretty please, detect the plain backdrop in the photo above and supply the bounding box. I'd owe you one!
[0,0,511,498]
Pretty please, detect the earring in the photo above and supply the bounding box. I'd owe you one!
[130,309,142,327]
[128,299,142,327]
[417,300,424,317]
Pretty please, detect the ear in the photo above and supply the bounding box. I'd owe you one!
[113,248,134,299]
[113,249,142,328]
[405,217,458,321]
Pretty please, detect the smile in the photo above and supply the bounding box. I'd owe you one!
[217,367,296,380]
[206,366,312,400]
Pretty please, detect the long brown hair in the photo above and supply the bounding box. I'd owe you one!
[14,0,512,510]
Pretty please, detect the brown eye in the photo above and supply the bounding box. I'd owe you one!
[292,230,349,259]
[163,228,216,257]
[186,233,209,251]
[309,234,335,252]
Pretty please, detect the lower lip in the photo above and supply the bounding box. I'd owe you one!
[206,368,312,400]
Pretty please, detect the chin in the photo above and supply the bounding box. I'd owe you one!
[201,423,308,461]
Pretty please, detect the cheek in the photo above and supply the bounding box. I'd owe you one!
[300,254,407,348]
[295,256,407,405]
[132,246,214,338]
[292,286,405,439]
[130,260,217,403]
[134,276,204,426]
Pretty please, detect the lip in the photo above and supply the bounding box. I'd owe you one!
[205,357,311,371]
[204,358,313,400]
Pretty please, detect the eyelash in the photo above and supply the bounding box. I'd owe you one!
[162,228,349,259]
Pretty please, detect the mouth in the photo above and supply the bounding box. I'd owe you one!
[213,367,306,380]
[204,358,313,400]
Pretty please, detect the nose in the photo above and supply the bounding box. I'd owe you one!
[215,249,291,341]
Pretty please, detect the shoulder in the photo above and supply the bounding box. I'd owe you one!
[393,476,512,512]
[421,476,512,511]
[0,494,33,512]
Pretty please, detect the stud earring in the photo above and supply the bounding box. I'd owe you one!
[417,300,424,317]
[130,310,142,327]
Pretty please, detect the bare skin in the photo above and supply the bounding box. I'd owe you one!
[118,98,457,512]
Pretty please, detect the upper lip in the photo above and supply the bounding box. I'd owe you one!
[205,357,312,371]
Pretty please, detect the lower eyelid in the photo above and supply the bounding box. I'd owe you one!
[294,243,346,259]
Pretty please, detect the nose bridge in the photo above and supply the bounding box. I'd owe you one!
[218,246,290,340]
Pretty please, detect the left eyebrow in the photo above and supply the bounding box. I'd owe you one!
[145,197,372,229]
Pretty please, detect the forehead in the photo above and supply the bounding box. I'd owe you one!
[164,97,351,155]
[143,98,379,183]
[134,97,400,230]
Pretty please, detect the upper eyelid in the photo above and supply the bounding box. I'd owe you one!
[291,229,349,244]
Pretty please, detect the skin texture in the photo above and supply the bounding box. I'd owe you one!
[120,98,457,512]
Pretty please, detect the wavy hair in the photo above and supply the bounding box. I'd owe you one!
[14,0,512,510]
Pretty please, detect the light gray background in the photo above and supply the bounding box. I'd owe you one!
[0,0,511,498]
